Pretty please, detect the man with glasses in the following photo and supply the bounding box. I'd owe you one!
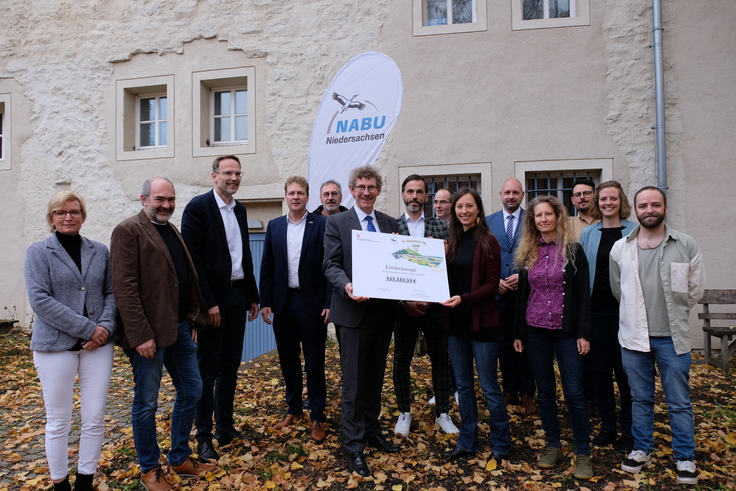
[569,179,600,239]
[181,155,260,462]
[323,165,400,477]
[433,188,453,224]
[313,180,348,216]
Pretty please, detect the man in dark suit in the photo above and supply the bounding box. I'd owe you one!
[323,165,400,477]
[259,176,331,443]
[111,178,216,491]
[392,174,458,437]
[181,156,259,461]
[485,178,537,415]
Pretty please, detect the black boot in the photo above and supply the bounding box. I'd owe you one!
[74,474,94,491]
[54,476,71,491]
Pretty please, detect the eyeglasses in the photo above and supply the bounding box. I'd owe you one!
[353,185,379,193]
[54,210,82,218]
[215,171,243,178]
[433,200,450,205]
[572,191,593,198]
[322,191,340,198]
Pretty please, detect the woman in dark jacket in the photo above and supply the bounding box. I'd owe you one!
[513,195,592,480]
[24,192,116,491]
[440,188,510,462]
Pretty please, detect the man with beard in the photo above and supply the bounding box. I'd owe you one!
[313,180,348,216]
[610,186,705,485]
[485,178,537,415]
[393,175,458,437]
[569,179,600,239]
[111,178,216,491]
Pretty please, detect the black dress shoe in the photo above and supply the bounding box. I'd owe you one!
[490,452,508,462]
[214,430,242,446]
[347,451,370,477]
[365,434,400,453]
[197,439,219,462]
[442,446,476,460]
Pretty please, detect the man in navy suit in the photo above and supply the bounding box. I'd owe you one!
[485,178,537,415]
[323,165,400,477]
[259,176,331,443]
[181,155,260,461]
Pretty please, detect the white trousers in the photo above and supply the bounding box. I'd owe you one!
[34,343,114,480]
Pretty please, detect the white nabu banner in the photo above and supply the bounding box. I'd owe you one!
[307,52,403,211]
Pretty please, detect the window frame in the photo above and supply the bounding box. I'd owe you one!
[515,158,613,214]
[413,0,487,36]
[136,94,168,150]
[0,94,10,170]
[210,87,249,146]
[511,0,590,31]
[192,67,256,158]
[116,75,175,161]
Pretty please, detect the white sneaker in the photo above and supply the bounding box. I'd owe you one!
[394,412,412,436]
[436,413,459,434]
[428,395,436,405]
[621,450,652,473]
[676,460,698,485]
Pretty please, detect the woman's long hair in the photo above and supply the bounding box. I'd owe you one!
[515,195,577,271]
[447,188,495,260]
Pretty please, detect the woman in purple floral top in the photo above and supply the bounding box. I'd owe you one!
[513,195,593,480]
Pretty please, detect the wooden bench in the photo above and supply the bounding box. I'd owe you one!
[699,289,736,373]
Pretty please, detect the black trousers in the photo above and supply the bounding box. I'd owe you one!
[194,284,248,442]
[338,298,394,453]
[393,304,450,415]
[498,303,536,397]
[272,291,327,421]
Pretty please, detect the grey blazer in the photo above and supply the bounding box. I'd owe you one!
[323,207,398,327]
[24,234,117,352]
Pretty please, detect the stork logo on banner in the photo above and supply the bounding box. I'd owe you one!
[307,52,403,211]
[325,91,387,142]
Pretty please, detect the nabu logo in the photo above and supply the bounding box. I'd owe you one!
[327,92,386,134]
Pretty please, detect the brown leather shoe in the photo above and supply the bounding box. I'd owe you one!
[169,457,217,477]
[520,394,537,415]
[311,421,326,443]
[140,467,171,491]
[274,413,305,430]
[504,393,518,406]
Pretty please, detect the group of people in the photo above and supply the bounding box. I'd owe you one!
[24,158,705,491]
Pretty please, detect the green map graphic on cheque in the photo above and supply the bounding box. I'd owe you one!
[391,245,443,268]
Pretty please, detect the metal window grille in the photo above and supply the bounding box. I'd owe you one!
[525,170,598,217]
[422,174,481,218]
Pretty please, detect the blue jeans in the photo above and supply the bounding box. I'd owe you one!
[525,326,590,455]
[448,336,510,454]
[125,321,202,472]
[590,304,631,434]
[622,337,695,461]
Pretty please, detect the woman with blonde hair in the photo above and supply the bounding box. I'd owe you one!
[580,181,636,450]
[25,192,116,491]
[513,195,592,479]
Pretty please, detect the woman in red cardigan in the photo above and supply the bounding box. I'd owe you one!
[440,188,510,462]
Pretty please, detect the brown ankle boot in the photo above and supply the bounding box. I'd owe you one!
[140,467,171,491]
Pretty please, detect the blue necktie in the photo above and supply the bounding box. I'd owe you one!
[506,215,515,248]
[365,215,377,232]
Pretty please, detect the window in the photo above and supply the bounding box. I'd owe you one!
[423,174,481,217]
[0,93,10,170]
[511,0,590,30]
[211,89,248,145]
[192,67,256,158]
[137,95,168,149]
[116,75,175,161]
[515,159,613,215]
[413,0,487,36]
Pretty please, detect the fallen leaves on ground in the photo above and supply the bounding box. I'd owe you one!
[1,328,735,490]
